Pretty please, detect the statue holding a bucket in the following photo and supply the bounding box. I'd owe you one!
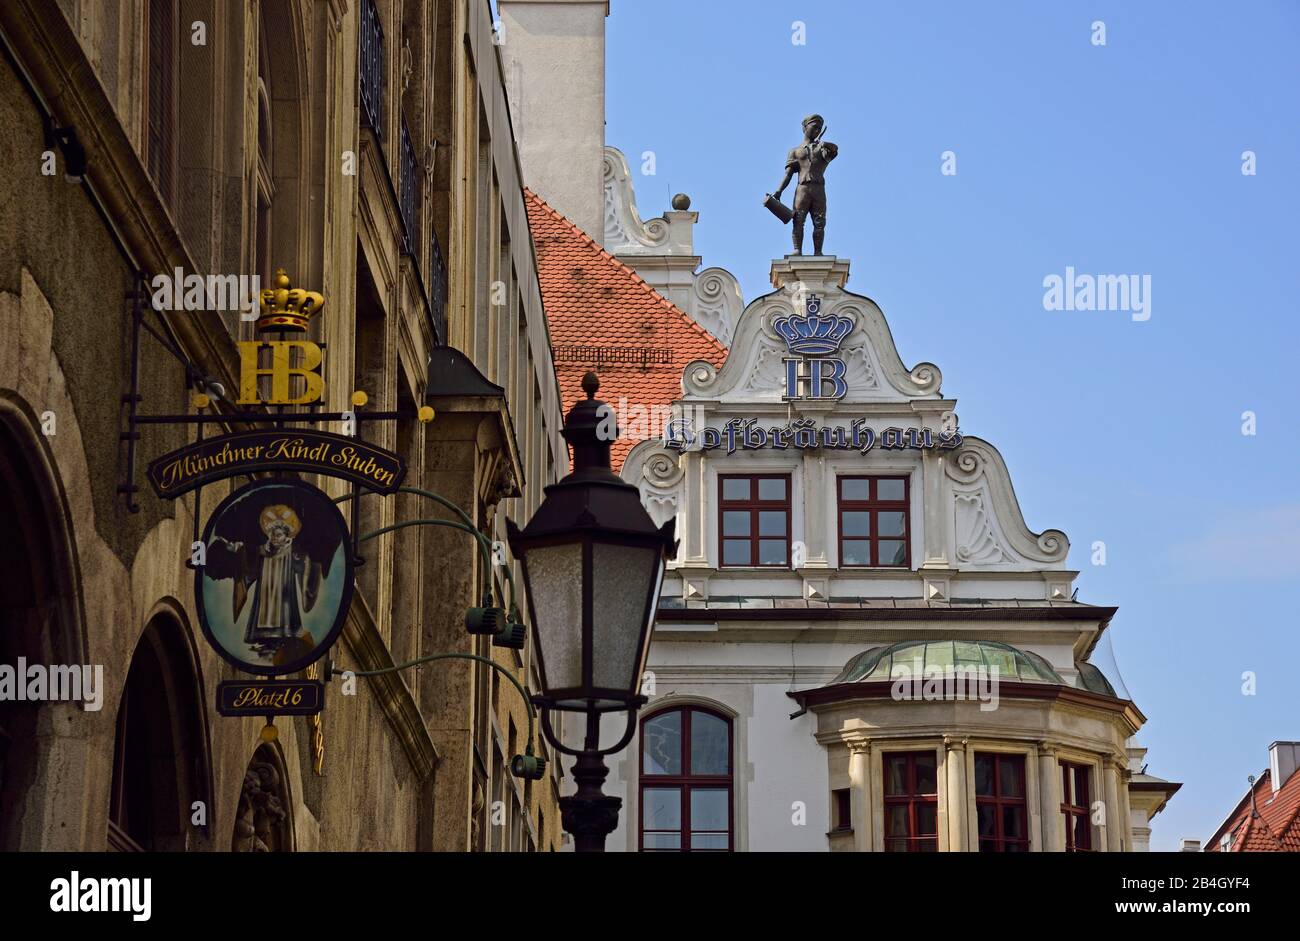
[765,114,838,256]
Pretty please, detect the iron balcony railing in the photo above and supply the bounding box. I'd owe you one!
[358,0,383,135]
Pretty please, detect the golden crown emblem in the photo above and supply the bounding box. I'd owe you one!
[258,268,325,332]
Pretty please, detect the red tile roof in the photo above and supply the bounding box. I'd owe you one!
[1206,766,1300,852]
[524,188,728,472]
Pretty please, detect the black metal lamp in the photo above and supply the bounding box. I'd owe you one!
[507,372,675,851]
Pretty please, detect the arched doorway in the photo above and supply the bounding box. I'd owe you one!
[0,401,84,850]
[108,610,213,851]
[231,741,294,852]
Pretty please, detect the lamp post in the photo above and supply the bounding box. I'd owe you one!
[507,372,676,852]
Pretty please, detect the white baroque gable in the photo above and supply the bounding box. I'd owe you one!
[944,437,1069,569]
[682,263,941,404]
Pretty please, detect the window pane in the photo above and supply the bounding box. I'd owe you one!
[841,478,870,501]
[689,789,729,831]
[842,539,871,565]
[877,478,906,501]
[841,510,870,537]
[758,510,785,537]
[643,832,681,851]
[974,754,994,796]
[642,787,681,829]
[916,802,937,836]
[690,711,730,775]
[722,511,750,537]
[885,804,908,836]
[878,540,907,566]
[757,478,786,501]
[998,756,1024,797]
[722,478,750,501]
[979,838,997,852]
[691,833,728,850]
[642,712,682,775]
[884,757,907,796]
[1003,805,1026,839]
[758,539,787,565]
[1073,815,1090,849]
[977,803,996,837]
[886,838,908,852]
[878,510,906,537]
[914,754,938,794]
[722,539,751,566]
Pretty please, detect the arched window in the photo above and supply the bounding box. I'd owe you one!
[639,706,732,852]
[109,612,213,851]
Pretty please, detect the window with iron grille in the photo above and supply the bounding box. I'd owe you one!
[883,751,939,852]
[146,0,178,206]
[975,753,1029,852]
[398,117,419,255]
[358,0,384,135]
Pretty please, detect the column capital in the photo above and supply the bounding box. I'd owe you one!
[942,735,968,751]
[845,737,872,755]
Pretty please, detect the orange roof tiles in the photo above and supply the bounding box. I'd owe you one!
[524,188,728,472]
[1206,766,1300,852]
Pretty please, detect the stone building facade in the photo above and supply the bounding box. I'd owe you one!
[0,0,567,852]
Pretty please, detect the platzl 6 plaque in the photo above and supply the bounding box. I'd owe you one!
[216,679,325,717]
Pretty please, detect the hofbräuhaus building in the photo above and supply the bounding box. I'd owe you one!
[606,253,1178,852]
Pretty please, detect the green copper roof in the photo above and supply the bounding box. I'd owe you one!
[828,640,1066,687]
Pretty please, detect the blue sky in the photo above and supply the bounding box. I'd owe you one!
[596,0,1300,849]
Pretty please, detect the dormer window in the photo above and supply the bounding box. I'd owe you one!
[719,475,790,567]
[837,476,910,568]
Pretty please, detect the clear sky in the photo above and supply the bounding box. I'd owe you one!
[593,0,1300,850]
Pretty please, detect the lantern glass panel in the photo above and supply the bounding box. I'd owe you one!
[591,541,659,693]
[522,541,584,691]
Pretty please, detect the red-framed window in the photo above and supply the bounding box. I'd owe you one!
[837,476,910,568]
[719,475,790,568]
[1061,761,1093,852]
[640,707,733,851]
[974,753,1029,852]
[883,751,938,852]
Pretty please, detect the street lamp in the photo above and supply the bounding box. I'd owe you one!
[507,372,676,852]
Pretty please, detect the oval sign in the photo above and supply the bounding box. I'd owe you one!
[196,479,353,676]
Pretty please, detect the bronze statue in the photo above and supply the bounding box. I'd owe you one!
[765,114,838,255]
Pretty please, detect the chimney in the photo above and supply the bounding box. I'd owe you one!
[498,0,608,240]
[1180,839,1201,852]
[1268,741,1300,793]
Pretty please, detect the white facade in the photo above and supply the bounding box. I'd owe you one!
[499,0,608,239]
[603,253,1177,852]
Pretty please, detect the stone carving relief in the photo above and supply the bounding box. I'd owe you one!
[690,267,743,344]
[954,490,1014,564]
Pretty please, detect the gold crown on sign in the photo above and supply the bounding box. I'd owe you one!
[258,268,325,332]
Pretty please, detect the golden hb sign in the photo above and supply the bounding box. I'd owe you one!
[237,268,327,405]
